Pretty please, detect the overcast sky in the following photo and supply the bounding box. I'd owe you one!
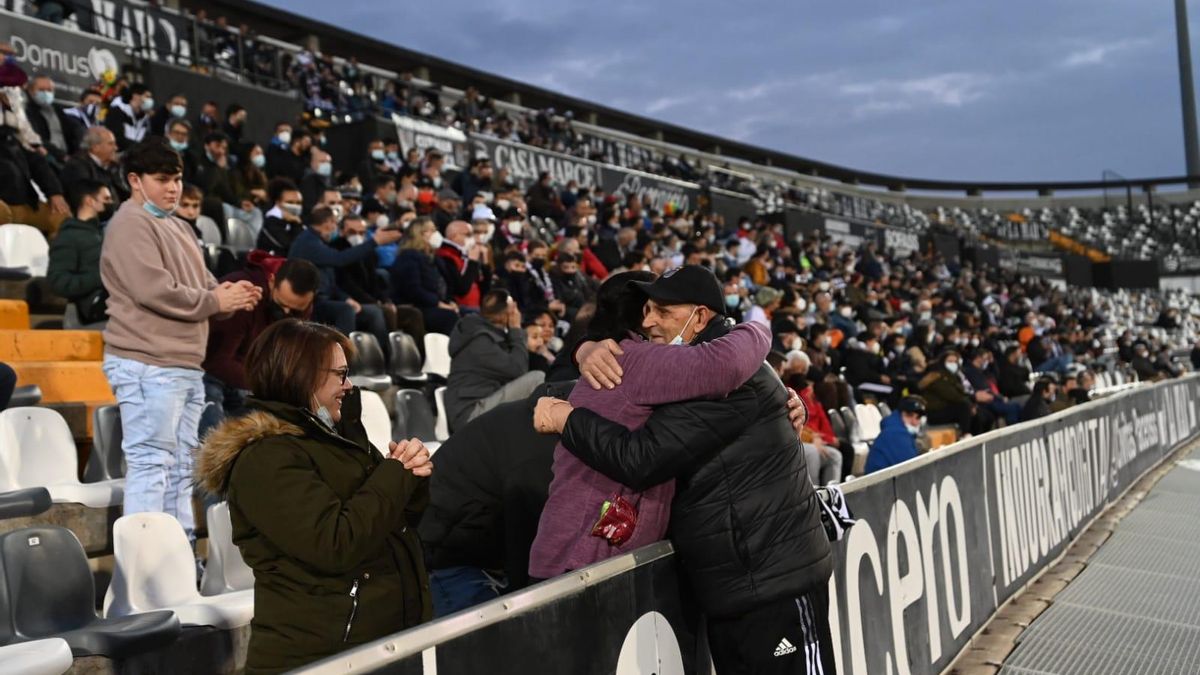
[264,0,1189,183]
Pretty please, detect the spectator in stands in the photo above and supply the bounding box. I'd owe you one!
[266,127,310,183]
[300,149,333,212]
[195,131,245,224]
[445,290,545,431]
[61,126,129,204]
[1067,370,1095,406]
[357,138,393,187]
[963,347,1021,425]
[1191,339,1200,372]
[432,188,460,232]
[101,138,262,540]
[0,69,68,236]
[195,100,221,137]
[745,285,780,326]
[222,104,249,159]
[920,351,987,436]
[202,255,319,431]
[24,74,79,166]
[550,252,594,323]
[0,361,13,410]
[390,216,460,335]
[419,387,566,616]
[104,83,154,151]
[164,119,198,184]
[63,87,101,133]
[362,175,398,223]
[240,144,270,206]
[526,171,561,220]
[533,267,834,675]
[1131,342,1159,381]
[453,157,492,206]
[288,206,401,340]
[1021,377,1058,422]
[865,397,926,474]
[435,220,488,313]
[329,212,414,348]
[197,319,432,674]
[997,345,1032,399]
[257,177,304,255]
[47,179,112,326]
[149,93,188,136]
[843,330,892,396]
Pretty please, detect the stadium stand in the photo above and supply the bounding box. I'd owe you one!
[1,1,1198,673]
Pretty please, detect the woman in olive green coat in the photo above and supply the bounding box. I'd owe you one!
[198,319,433,675]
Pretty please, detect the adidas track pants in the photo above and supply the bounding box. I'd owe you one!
[707,587,835,675]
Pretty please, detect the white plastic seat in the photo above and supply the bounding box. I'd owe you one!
[0,224,49,276]
[104,513,253,629]
[195,216,223,246]
[225,218,256,252]
[200,502,254,597]
[0,638,73,675]
[359,389,392,455]
[423,333,451,379]
[854,404,883,442]
[433,386,449,441]
[0,408,123,509]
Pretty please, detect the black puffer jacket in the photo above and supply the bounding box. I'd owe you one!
[561,362,832,618]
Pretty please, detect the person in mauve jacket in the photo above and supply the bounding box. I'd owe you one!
[535,265,835,675]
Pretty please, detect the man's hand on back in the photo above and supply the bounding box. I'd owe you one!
[533,396,574,434]
[578,339,624,390]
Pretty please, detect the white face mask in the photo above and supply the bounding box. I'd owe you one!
[906,422,921,435]
[507,221,523,236]
[839,306,853,318]
[945,362,959,374]
[347,234,365,246]
[375,214,389,229]
[669,306,701,346]
[282,203,303,217]
[476,224,495,244]
[428,231,444,249]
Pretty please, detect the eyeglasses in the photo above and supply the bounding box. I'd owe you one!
[328,368,350,385]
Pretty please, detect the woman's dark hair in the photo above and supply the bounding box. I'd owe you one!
[584,271,656,342]
[123,137,183,176]
[245,319,354,410]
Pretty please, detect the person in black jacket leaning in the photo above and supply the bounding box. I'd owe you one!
[534,265,835,675]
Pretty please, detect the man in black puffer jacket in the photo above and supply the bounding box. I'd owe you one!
[535,266,835,675]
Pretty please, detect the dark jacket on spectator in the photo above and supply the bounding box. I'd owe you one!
[257,212,302,256]
[550,270,591,322]
[997,360,1031,398]
[331,237,388,304]
[919,369,970,414]
[197,390,430,675]
[24,99,82,162]
[560,359,832,618]
[418,382,571,590]
[1021,393,1053,422]
[300,172,331,215]
[103,97,150,151]
[60,153,130,203]
[842,343,887,388]
[389,249,447,309]
[46,216,106,319]
[434,242,484,310]
[266,145,307,183]
[0,125,62,208]
[288,228,378,301]
[444,313,529,432]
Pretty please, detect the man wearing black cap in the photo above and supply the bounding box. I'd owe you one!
[536,264,835,674]
[865,396,926,474]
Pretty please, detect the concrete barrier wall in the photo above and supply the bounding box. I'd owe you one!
[297,375,1200,675]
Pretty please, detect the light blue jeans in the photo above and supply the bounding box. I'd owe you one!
[103,355,204,540]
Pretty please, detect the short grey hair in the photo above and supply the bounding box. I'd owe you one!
[80,126,114,151]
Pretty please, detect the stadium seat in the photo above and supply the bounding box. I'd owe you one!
[828,411,848,446]
[423,333,451,379]
[5,362,114,405]
[386,331,428,385]
[104,513,254,630]
[0,526,181,658]
[347,332,392,392]
[359,389,391,455]
[0,300,31,330]
[854,404,883,442]
[84,405,126,483]
[0,408,123,508]
[0,637,73,675]
[8,386,41,408]
[200,502,254,597]
[877,401,891,418]
[0,330,104,362]
[433,386,449,441]
[224,218,256,252]
[196,216,223,246]
[0,225,49,277]
[0,488,51,521]
[61,305,106,331]
[393,389,440,452]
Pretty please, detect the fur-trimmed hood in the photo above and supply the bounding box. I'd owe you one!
[196,410,303,496]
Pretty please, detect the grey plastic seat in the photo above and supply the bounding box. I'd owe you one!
[224,218,256,252]
[829,412,848,445]
[386,331,429,385]
[393,389,438,445]
[8,386,41,408]
[348,332,392,392]
[83,405,125,483]
[877,401,891,418]
[0,489,51,520]
[0,526,180,658]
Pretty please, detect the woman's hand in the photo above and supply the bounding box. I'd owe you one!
[388,438,433,477]
[786,387,808,437]
[533,396,574,434]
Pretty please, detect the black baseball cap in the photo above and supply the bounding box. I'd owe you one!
[898,396,927,415]
[632,265,724,315]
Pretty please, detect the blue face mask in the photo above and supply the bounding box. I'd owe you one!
[669,306,700,346]
[725,293,740,309]
[169,104,187,118]
[169,139,189,153]
[135,179,174,218]
[316,161,332,177]
[251,154,266,168]
[370,149,386,161]
[34,91,54,107]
